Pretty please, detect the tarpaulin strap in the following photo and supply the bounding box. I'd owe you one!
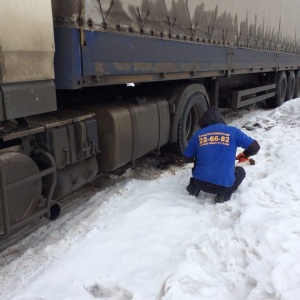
[98,0,115,24]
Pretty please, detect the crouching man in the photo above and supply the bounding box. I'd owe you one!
[183,107,260,203]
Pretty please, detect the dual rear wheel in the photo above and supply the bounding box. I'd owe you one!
[174,70,300,152]
[266,70,300,108]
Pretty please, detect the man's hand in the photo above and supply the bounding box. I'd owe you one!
[236,153,249,163]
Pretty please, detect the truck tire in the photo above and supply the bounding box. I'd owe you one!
[178,92,208,152]
[295,70,300,98]
[287,71,295,100]
[265,71,287,108]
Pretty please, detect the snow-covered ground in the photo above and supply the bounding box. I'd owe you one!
[1,99,300,300]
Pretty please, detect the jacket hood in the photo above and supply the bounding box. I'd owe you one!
[198,107,226,128]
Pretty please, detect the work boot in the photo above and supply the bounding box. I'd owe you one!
[186,178,200,196]
[215,194,231,203]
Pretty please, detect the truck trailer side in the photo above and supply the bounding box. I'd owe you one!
[0,0,299,241]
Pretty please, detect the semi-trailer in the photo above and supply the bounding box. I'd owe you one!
[0,0,299,240]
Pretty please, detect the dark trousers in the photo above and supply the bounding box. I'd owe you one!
[193,166,246,197]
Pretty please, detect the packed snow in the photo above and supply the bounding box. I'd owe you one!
[1,99,300,300]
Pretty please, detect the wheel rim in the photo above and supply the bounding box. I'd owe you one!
[185,104,198,141]
[266,72,288,108]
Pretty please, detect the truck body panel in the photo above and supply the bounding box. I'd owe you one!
[54,28,300,90]
[0,0,55,84]
[0,0,57,121]
[52,0,300,90]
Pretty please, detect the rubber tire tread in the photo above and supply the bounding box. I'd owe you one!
[177,92,208,154]
[295,70,300,98]
[265,71,287,108]
[287,71,295,101]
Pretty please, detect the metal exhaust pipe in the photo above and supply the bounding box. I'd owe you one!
[49,202,61,221]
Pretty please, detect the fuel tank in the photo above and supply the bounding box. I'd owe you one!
[50,157,98,201]
[0,152,42,232]
[83,97,170,171]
